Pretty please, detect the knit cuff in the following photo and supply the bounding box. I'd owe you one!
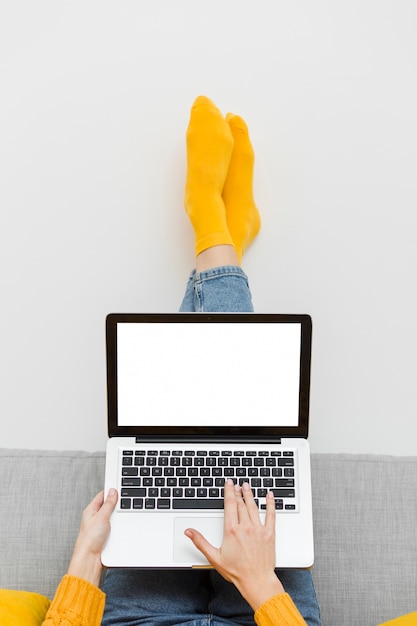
[254,592,307,626]
[45,575,105,625]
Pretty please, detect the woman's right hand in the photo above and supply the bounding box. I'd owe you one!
[185,479,284,611]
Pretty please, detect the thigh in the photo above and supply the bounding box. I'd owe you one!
[207,569,321,626]
[208,571,256,626]
[102,569,211,626]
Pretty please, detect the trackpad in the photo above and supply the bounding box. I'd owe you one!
[174,517,223,564]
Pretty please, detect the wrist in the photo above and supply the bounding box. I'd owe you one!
[67,548,103,587]
[236,572,285,612]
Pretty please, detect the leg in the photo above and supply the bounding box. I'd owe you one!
[208,570,321,626]
[102,569,211,626]
[181,96,321,625]
[180,266,254,313]
[181,96,259,313]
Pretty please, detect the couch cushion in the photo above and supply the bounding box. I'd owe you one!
[0,449,105,599]
[311,454,417,626]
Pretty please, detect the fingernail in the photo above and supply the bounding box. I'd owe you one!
[108,488,116,497]
[242,482,250,491]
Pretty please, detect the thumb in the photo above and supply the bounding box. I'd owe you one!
[184,528,219,565]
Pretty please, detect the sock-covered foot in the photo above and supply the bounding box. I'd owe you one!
[185,96,235,256]
[223,113,261,262]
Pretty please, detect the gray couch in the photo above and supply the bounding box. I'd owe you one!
[1,449,416,625]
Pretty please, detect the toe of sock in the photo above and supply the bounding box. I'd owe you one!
[192,95,217,110]
[225,113,248,133]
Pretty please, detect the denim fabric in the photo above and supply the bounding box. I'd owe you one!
[102,266,321,626]
[102,569,321,625]
[179,267,254,313]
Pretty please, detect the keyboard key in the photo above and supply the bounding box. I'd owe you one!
[121,488,146,497]
[122,467,138,476]
[173,499,223,509]
[122,478,140,486]
[278,458,294,466]
[275,479,295,487]
[271,489,295,498]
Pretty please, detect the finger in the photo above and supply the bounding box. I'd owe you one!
[84,491,105,518]
[89,489,117,522]
[184,528,219,567]
[95,488,118,522]
[223,479,239,526]
[241,482,261,523]
[265,490,277,534]
[234,483,250,523]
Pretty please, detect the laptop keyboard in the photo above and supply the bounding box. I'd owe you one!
[118,447,298,513]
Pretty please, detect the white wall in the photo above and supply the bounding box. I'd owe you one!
[1,1,416,455]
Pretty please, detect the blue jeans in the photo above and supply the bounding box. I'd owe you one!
[179,267,254,312]
[102,266,321,626]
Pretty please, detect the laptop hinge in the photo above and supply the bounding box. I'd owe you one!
[135,436,282,445]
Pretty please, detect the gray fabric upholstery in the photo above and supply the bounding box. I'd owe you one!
[311,454,417,625]
[1,449,416,625]
[0,449,105,598]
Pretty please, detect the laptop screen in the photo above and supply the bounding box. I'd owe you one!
[106,313,312,439]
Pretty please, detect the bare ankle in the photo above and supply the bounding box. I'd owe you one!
[196,245,240,272]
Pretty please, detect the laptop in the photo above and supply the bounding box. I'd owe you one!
[102,312,314,569]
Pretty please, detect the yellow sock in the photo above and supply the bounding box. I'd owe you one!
[184,96,235,257]
[223,113,261,262]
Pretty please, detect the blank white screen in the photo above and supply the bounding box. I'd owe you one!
[117,323,301,427]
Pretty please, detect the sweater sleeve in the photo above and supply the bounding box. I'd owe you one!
[254,592,308,626]
[42,575,105,626]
